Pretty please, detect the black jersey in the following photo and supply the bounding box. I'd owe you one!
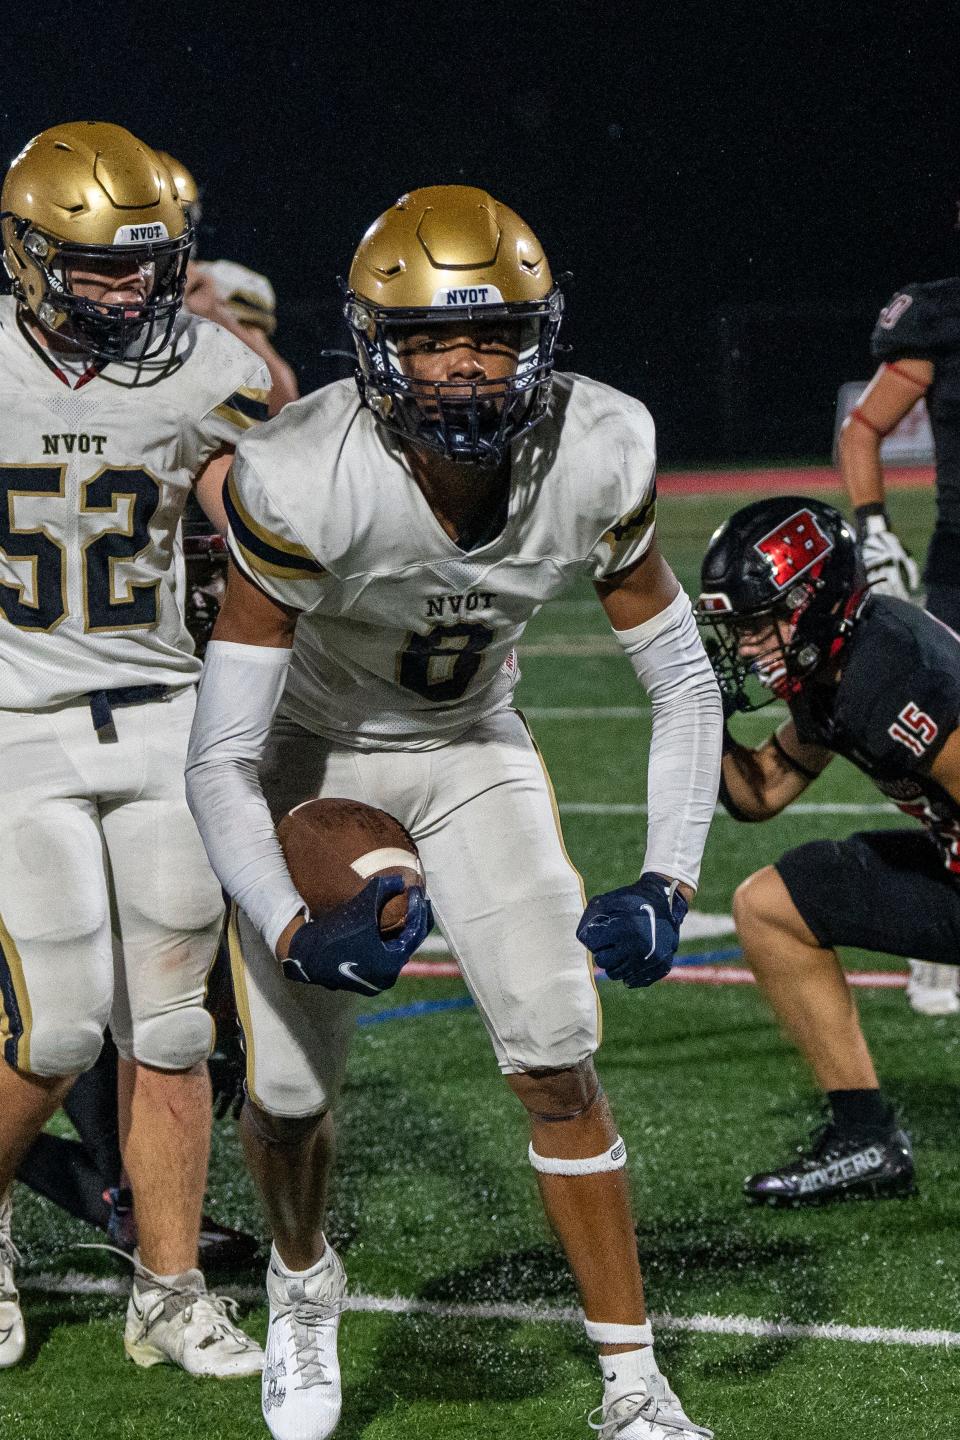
[789,595,960,873]
[871,278,960,582]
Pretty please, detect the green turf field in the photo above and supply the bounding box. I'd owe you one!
[4,485,959,1440]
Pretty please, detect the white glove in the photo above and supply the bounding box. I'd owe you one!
[858,513,920,600]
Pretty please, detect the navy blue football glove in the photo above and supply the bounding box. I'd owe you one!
[282,874,433,995]
[576,872,688,988]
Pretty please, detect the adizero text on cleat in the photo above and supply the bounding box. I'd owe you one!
[744,1122,915,1206]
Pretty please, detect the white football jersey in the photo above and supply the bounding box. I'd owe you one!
[226,373,657,750]
[0,297,271,709]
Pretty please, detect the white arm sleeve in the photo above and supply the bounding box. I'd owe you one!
[613,588,723,890]
[185,639,306,955]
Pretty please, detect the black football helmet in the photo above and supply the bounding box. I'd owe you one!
[695,496,867,712]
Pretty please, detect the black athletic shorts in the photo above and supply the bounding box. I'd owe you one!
[775,828,960,963]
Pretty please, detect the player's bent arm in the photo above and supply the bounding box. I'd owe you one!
[185,560,307,960]
[595,541,723,899]
[193,446,234,534]
[838,359,932,510]
[185,266,298,416]
[720,720,831,820]
[926,725,960,806]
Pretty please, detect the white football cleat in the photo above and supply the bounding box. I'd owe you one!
[0,1189,25,1369]
[124,1254,263,1378]
[262,1242,346,1440]
[906,960,960,1017]
[589,1349,713,1439]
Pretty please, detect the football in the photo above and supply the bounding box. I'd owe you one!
[276,797,422,935]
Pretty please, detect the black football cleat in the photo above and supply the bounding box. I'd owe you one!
[744,1121,916,1207]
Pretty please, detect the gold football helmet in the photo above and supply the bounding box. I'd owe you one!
[1,121,191,360]
[344,185,563,465]
[154,150,202,236]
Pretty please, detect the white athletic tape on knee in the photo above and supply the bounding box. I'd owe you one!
[528,1135,627,1175]
[350,848,424,880]
[584,1319,654,1346]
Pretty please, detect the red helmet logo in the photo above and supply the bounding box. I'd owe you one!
[754,509,833,590]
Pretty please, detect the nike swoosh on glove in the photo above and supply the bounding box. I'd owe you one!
[282,875,433,994]
[576,872,688,988]
[859,518,920,600]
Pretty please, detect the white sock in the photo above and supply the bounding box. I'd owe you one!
[133,1250,203,1289]
[600,1344,659,1402]
[270,1239,334,1279]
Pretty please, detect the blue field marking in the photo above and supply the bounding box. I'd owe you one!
[675,946,743,966]
[594,946,744,980]
[357,996,476,1027]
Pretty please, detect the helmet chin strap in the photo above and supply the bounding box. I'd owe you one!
[828,587,870,661]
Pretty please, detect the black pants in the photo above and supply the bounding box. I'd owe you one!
[776,828,960,962]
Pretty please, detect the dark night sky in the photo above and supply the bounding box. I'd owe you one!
[3,3,959,461]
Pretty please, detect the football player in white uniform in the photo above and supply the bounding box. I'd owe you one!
[0,122,265,1376]
[10,146,299,1268]
[186,186,722,1440]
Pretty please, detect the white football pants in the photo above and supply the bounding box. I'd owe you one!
[230,708,601,1117]
[0,687,223,1076]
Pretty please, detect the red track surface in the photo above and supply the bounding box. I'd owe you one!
[658,465,934,495]
[400,960,908,988]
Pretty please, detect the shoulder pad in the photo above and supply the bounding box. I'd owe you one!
[871,278,960,360]
[180,314,271,413]
[839,600,960,767]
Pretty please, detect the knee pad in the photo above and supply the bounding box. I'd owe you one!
[123,803,224,935]
[238,1042,351,1117]
[128,1005,214,1071]
[20,1020,104,1078]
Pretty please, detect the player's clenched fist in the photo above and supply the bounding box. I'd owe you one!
[576,872,688,988]
[282,876,433,994]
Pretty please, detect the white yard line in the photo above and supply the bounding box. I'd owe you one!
[419,913,735,953]
[559,801,896,816]
[524,705,789,720]
[20,1272,958,1348]
[521,639,621,657]
[525,706,649,719]
[536,599,601,614]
